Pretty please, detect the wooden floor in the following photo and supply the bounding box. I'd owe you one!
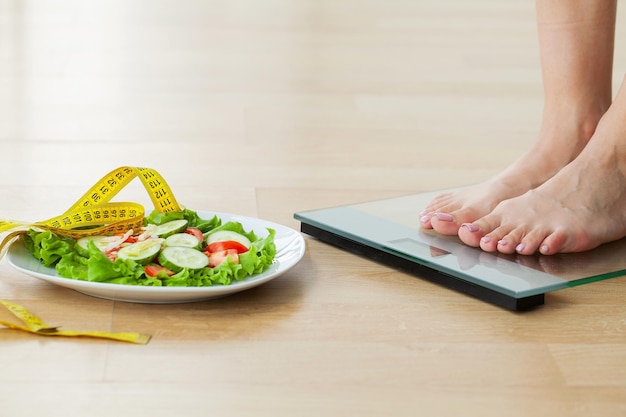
[1,1,626,416]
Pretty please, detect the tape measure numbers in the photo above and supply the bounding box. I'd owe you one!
[0,166,181,239]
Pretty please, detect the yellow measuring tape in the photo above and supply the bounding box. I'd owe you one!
[1,166,181,238]
[0,166,182,344]
[0,300,150,344]
[0,166,181,256]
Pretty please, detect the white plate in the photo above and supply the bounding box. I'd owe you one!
[7,212,306,304]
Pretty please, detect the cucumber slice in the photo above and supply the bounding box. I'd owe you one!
[153,219,188,238]
[75,236,112,257]
[206,230,251,249]
[164,233,201,249]
[158,246,209,272]
[117,239,163,265]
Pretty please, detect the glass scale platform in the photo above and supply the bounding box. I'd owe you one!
[294,189,626,311]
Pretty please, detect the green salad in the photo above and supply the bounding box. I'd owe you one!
[23,209,276,287]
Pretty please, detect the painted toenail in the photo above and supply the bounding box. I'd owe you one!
[461,223,479,232]
[435,213,454,222]
[420,215,430,223]
[481,236,492,243]
[516,243,525,252]
[497,239,508,246]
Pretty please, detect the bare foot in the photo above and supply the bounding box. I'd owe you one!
[420,111,599,236]
[422,0,616,237]
[458,90,626,255]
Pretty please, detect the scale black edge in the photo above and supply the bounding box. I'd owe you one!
[299,221,544,312]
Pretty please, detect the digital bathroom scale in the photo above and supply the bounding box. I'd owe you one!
[294,189,626,311]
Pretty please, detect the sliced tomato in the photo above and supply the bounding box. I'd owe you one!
[184,227,204,242]
[124,235,138,244]
[207,240,249,254]
[145,265,176,278]
[114,232,137,244]
[206,249,239,268]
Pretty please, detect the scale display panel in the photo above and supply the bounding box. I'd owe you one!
[294,190,626,310]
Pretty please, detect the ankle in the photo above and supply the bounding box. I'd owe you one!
[539,104,606,149]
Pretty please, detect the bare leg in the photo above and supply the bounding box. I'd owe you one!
[421,0,616,235]
[459,74,626,255]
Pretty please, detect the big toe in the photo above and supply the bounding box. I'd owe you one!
[430,212,464,236]
[457,222,484,247]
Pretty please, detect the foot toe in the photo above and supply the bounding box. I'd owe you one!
[419,214,433,229]
[457,223,482,246]
[431,212,463,236]
[514,230,548,255]
[477,225,514,252]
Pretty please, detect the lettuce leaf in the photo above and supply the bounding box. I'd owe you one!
[23,210,277,287]
[239,228,276,277]
[24,229,75,267]
[145,208,221,233]
[56,252,89,280]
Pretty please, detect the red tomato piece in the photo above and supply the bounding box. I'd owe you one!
[207,240,249,254]
[145,265,176,277]
[105,248,119,262]
[114,232,137,244]
[206,249,239,268]
[124,235,138,244]
[184,227,204,243]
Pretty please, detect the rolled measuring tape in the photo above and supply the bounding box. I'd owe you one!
[0,166,182,256]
